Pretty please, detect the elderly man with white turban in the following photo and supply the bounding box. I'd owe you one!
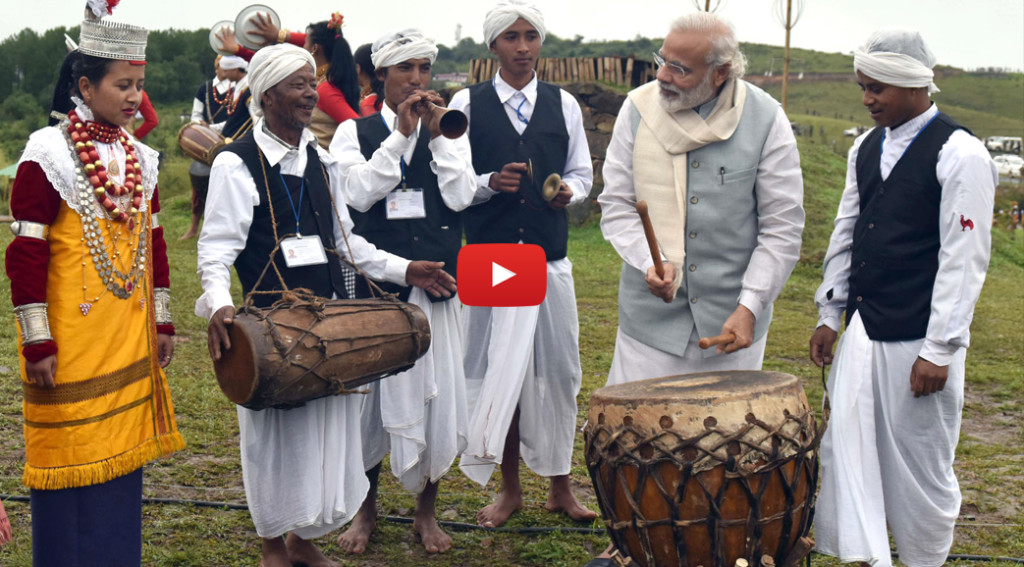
[328,28,475,555]
[809,29,996,567]
[449,0,597,529]
[196,43,455,567]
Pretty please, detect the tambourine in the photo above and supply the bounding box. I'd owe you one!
[234,4,281,51]
[208,20,235,56]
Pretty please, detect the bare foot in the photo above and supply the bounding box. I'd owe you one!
[284,533,338,567]
[545,475,598,521]
[413,515,452,553]
[260,537,292,567]
[337,506,376,554]
[477,490,523,528]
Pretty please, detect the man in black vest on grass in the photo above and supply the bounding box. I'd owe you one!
[329,29,477,555]
[196,43,455,567]
[809,29,996,567]
[449,0,597,529]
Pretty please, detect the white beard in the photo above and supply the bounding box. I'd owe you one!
[658,71,718,114]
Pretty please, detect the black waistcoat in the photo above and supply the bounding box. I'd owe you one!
[463,81,569,260]
[221,87,254,140]
[196,80,228,125]
[350,115,460,303]
[221,132,349,308]
[846,112,965,341]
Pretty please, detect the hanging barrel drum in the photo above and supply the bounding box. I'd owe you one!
[213,298,430,410]
[584,371,819,567]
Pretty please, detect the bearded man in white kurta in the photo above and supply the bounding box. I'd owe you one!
[196,44,455,567]
[809,29,996,567]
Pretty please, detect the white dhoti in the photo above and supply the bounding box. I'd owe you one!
[606,326,767,386]
[238,395,369,539]
[459,258,582,486]
[360,288,468,493]
[815,311,964,567]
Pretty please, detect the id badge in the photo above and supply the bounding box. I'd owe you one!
[385,188,427,220]
[280,234,328,267]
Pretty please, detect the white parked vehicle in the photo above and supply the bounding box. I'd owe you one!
[987,136,1023,153]
[994,154,1024,178]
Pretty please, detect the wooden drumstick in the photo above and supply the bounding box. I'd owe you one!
[635,201,664,279]
[699,333,737,350]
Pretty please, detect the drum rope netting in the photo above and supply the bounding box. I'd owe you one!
[585,402,826,567]
[237,298,427,398]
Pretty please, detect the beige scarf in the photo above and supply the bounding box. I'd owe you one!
[630,78,747,290]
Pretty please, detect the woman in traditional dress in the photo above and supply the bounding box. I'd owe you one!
[354,42,385,116]
[5,3,184,564]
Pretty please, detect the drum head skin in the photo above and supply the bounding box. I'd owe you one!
[209,20,235,56]
[234,5,281,51]
[213,322,258,405]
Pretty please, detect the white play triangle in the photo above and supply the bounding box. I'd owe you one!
[492,262,516,287]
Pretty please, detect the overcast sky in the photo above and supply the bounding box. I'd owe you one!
[4,0,1022,72]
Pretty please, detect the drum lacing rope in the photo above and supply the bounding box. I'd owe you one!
[585,401,820,567]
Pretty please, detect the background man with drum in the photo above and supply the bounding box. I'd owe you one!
[598,12,804,383]
[809,29,996,567]
[180,55,234,240]
[329,29,475,555]
[211,53,254,144]
[195,43,455,567]
[449,0,596,529]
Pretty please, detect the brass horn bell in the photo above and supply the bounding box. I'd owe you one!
[423,103,468,139]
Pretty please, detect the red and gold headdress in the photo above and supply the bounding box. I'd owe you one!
[78,0,148,63]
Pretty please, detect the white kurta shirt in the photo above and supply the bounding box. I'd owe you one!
[191,77,231,123]
[814,103,997,365]
[598,95,804,320]
[448,70,593,206]
[329,104,477,212]
[194,119,410,319]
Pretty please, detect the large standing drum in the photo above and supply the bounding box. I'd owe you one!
[213,299,431,410]
[177,122,227,166]
[585,371,819,567]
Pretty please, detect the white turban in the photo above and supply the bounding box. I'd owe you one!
[854,28,940,94]
[483,0,546,46]
[246,43,316,118]
[370,29,438,69]
[219,55,247,71]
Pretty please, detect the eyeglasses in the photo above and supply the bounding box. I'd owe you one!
[652,51,690,78]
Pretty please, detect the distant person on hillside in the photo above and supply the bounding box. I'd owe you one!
[809,28,996,567]
[181,55,233,240]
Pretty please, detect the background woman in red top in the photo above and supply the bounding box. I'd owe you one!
[303,17,362,148]
[353,43,384,116]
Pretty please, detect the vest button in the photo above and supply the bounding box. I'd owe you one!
[413,236,419,242]
[689,232,697,239]
[856,296,863,302]
[868,223,875,229]
[519,140,525,145]
[691,161,699,168]
[690,196,698,204]
[860,261,866,267]
[519,227,525,233]
[690,297,698,304]
[520,199,526,204]
[688,264,696,272]
[879,188,885,195]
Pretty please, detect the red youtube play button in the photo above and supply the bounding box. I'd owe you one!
[458,244,547,307]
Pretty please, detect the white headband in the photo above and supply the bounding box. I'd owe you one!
[247,44,316,118]
[219,55,247,71]
[370,29,438,69]
[483,0,546,46]
[854,50,939,94]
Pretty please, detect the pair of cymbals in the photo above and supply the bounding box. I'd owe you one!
[209,4,281,55]
[526,159,561,201]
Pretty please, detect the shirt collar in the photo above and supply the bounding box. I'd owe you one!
[253,117,317,167]
[887,102,938,140]
[493,70,538,105]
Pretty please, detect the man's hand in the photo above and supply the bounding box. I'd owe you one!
[547,183,573,210]
[717,304,755,354]
[26,355,57,388]
[406,260,458,298]
[395,90,438,137]
[247,12,280,46]
[488,163,528,193]
[910,357,948,398]
[207,305,236,362]
[416,90,448,139]
[157,334,174,368]
[809,325,838,368]
[215,26,239,54]
[645,262,676,303]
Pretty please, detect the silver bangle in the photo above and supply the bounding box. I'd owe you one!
[10,220,49,240]
[154,288,172,325]
[14,303,53,345]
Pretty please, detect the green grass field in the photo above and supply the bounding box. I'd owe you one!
[0,131,1021,566]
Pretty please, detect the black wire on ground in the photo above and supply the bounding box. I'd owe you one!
[2,494,1023,562]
